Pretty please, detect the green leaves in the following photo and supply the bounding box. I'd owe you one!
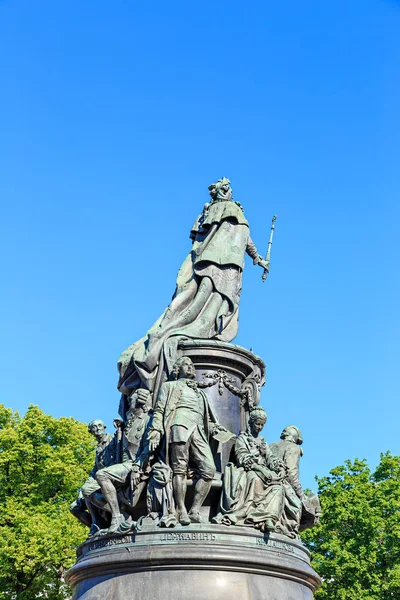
[302,453,400,600]
[0,405,95,600]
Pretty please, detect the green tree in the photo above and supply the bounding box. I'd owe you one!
[0,404,95,600]
[302,452,400,600]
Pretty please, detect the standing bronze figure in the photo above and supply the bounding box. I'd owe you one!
[117,178,270,410]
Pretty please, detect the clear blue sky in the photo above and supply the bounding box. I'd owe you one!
[0,0,399,491]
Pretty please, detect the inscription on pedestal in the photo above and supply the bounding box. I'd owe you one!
[78,531,300,561]
[256,537,295,553]
[160,532,217,542]
[83,535,133,555]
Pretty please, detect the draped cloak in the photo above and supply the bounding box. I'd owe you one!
[213,432,284,528]
[117,200,259,416]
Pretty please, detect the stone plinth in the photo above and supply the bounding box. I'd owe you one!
[66,524,321,600]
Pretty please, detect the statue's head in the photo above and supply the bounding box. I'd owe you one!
[208,177,232,203]
[280,425,303,445]
[171,356,196,381]
[248,406,267,437]
[88,419,107,440]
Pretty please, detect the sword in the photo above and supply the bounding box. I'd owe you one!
[262,215,277,282]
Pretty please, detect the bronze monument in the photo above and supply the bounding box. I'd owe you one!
[67,178,321,600]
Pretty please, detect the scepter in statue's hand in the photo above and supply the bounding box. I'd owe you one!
[262,215,277,282]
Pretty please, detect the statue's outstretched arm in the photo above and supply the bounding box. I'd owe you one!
[246,237,270,272]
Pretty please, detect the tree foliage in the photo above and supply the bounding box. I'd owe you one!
[0,404,95,600]
[302,452,400,600]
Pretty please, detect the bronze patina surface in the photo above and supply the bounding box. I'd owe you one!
[67,179,321,599]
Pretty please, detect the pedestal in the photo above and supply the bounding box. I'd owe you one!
[66,524,321,600]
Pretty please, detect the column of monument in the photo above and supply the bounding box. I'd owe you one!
[67,178,321,600]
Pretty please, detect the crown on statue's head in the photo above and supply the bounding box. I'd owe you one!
[208,177,232,202]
